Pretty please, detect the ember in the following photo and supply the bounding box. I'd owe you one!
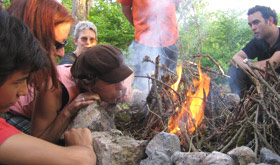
[168,59,210,134]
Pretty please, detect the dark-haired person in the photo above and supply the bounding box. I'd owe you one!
[0,11,96,165]
[5,0,98,143]
[228,5,280,98]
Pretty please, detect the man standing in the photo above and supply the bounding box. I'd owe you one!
[228,5,280,98]
[59,21,98,65]
[118,0,182,90]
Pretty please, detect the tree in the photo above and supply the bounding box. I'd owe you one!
[72,0,93,21]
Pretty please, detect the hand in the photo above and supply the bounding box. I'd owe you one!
[64,128,93,148]
[63,92,100,117]
[252,60,267,77]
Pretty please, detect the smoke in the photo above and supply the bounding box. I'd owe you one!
[127,0,179,97]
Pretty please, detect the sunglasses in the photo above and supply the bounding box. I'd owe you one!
[55,40,68,50]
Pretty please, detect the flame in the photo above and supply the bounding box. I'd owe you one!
[168,59,210,134]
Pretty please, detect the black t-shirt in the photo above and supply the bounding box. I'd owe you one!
[242,27,280,72]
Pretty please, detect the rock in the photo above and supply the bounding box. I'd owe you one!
[140,151,171,165]
[260,148,280,165]
[145,132,181,157]
[205,151,234,165]
[171,151,209,165]
[92,131,147,165]
[228,146,256,165]
[67,102,116,132]
[222,93,240,111]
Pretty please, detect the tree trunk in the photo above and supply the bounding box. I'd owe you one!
[72,0,93,21]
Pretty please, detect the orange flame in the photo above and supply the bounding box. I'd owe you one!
[168,59,210,134]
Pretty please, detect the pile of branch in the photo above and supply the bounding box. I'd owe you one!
[115,55,280,155]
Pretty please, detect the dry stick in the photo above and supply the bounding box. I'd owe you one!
[179,123,198,152]
[247,62,280,100]
[146,105,166,131]
[251,123,276,153]
[183,59,230,78]
[153,55,163,113]
[254,105,259,161]
[231,59,259,89]
[267,61,280,82]
[250,97,280,130]
[142,56,177,76]
[192,54,227,77]
[220,112,256,153]
[135,75,182,101]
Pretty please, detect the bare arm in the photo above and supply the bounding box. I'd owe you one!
[231,50,250,70]
[231,50,280,76]
[121,4,134,26]
[31,83,98,143]
[254,51,280,70]
[0,128,96,165]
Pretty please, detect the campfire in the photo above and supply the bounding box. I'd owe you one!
[168,59,210,135]
[115,54,280,156]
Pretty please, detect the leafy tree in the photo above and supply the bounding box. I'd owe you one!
[202,10,253,71]
[62,0,134,55]
[177,1,253,75]
[89,0,134,50]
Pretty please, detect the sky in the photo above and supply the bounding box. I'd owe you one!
[206,0,280,13]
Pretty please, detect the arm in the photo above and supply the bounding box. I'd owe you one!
[31,83,98,142]
[231,50,250,70]
[254,51,280,71]
[0,128,96,165]
[121,4,134,26]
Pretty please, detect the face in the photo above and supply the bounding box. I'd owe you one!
[248,11,272,40]
[74,29,97,55]
[93,79,126,104]
[0,70,29,113]
[54,22,71,58]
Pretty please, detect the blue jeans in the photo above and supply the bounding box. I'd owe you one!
[132,41,179,90]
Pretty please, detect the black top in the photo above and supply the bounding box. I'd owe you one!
[242,27,280,72]
[59,52,77,65]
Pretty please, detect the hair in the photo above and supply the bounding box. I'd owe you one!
[0,11,49,86]
[7,0,75,88]
[248,5,278,25]
[73,21,98,40]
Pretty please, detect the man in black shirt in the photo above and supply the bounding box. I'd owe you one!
[228,5,280,98]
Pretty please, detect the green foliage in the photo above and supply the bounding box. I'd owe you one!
[202,10,253,71]
[3,0,11,8]
[61,0,73,11]
[178,1,253,76]
[89,0,134,50]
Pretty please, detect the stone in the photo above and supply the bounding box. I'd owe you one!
[140,151,171,165]
[260,148,280,165]
[228,146,256,165]
[171,151,209,165]
[67,102,116,132]
[145,132,181,157]
[92,131,147,165]
[205,151,234,165]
